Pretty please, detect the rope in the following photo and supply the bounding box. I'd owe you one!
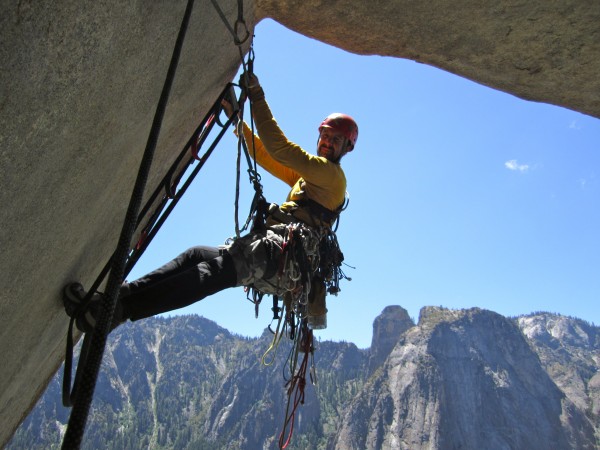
[61,1,260,446]
[279,321,313,449]
[208,0,262,240]
[234,121,244,238]
[60,1,195,447]
[211,1,269,240]
[228,60,270,243]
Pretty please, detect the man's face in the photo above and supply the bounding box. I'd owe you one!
[317,128,347,161]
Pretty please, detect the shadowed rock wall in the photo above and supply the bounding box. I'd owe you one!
[1,0,598,446]
[0,1,254,445]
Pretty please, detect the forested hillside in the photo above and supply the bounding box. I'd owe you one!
[8,307,599,449]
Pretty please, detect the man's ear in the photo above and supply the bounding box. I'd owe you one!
[344,139,354,153]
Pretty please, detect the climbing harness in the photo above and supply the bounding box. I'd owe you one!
[244,202,350,321]
[246,218,348,448]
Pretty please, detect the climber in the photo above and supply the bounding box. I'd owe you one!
[63,73,358,334]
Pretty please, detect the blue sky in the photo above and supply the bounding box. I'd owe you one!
[128,20,600,349]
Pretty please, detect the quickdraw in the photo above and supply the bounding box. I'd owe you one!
[318,228,350,295]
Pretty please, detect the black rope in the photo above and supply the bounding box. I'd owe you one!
[60,1,195,448]
[224,39,264,238]
[233,90,263,237]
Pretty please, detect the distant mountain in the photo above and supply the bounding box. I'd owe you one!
[7,307,599,449]
[332,307,598,449]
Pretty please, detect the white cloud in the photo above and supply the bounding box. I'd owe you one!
[505,159,529,173]
[569,120,582,130]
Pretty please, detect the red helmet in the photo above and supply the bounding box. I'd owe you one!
[319,113,358,151]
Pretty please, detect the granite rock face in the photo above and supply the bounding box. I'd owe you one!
[368,305,415,373]
[257,0,600,118]
[517,313,600,442]
[332,307,597,449]
[1,0,599,445]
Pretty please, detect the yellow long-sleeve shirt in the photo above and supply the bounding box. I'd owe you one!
[241,98,347,227]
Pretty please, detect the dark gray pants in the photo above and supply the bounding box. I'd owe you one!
[120,246,237,321]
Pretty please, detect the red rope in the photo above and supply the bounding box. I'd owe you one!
[279,327,313,449]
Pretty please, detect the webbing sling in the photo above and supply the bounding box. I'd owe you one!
[61,83,243,412]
